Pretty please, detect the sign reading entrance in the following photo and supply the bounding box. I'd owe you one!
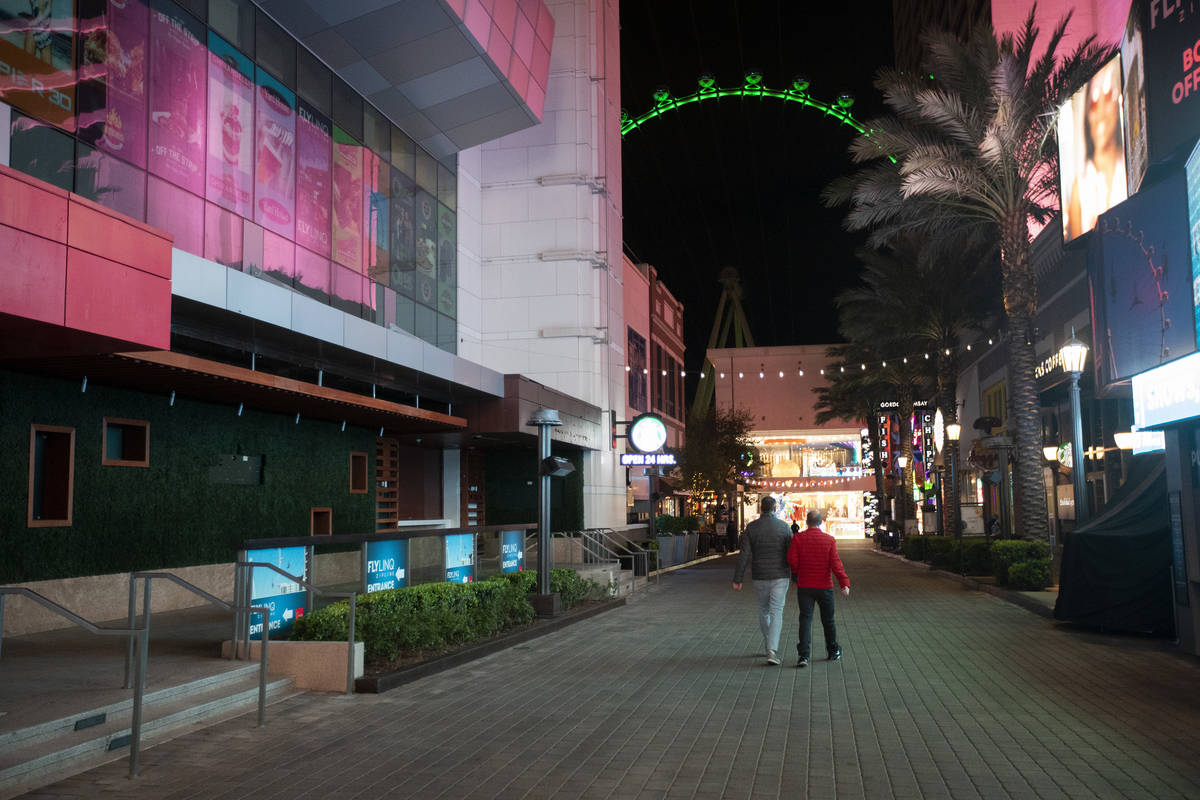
[500,529,525,573]
[364,539,408,592]
[246,546,307,639]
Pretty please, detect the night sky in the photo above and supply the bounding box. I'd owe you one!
[619,2,896,395]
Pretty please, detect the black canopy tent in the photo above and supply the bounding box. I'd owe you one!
[1054,455,1176,637]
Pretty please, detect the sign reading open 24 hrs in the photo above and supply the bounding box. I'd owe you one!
[629,413,668,453]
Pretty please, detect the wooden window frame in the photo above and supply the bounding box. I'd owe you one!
[101,417,150,467]
[311,507,332,536]
[28,425,75,528]
[349,451,368,494]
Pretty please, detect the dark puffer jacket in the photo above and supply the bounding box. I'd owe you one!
[733,514,794,582]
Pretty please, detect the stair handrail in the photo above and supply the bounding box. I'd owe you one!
[234,561,358,696]
[588,528,657,592]
[0,586,267,779]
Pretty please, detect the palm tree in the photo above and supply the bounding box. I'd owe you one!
[825,9,1114,541]
[836,234,1001,534]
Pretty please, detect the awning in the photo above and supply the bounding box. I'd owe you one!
[6,350,465,434]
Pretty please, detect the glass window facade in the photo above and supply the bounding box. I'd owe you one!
[0,0,457,353]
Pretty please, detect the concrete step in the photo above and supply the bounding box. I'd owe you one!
[0,664,299,799]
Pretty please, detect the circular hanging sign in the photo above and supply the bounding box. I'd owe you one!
[1057,442,1073,469]
[629,413,668,453]
[933,408,945,455]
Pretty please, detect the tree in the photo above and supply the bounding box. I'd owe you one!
[825,9,1114,541]
[676,406,761,501]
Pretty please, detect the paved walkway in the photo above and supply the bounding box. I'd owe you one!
[20,548,1200,799]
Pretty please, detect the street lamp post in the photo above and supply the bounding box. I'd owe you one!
[947,422,962,571]
[896,453,909,537]
[1059,331,1090,526]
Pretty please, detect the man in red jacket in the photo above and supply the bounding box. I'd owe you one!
[787,509,851,668]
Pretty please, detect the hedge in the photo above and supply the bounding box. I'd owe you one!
[901,535,1026,578]
[290,568,600,661]
[1007,559,1052,590]
[991,540,1050,585]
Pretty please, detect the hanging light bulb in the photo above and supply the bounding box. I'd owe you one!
[882,361,887,367]
[798,369,804,376]
[738,372,744,379]
[779,370,784,378]
[625,365,631,372]
[700,371,706,378]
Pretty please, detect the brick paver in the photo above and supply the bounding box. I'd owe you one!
[20,549,1200,799]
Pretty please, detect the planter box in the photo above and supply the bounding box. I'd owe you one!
[684,533,697,561]
[673,535,685,564]
[221,639,364,692]
[656,535,675,568]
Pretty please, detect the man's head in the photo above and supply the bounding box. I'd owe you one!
[760,496,777,516]
[806,509,823,527]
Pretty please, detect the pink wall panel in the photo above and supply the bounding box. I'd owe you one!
[535,4,555,47]
[64,248,171,350]
[493,0,518,37]
[0,169,69,243]
[463,1,492,51]
[67,199,173,280]
[0,224,67,325]
[514,11,535,66]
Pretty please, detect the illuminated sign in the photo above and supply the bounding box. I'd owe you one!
[247,546,307,639]
[444,533,474,583]
[364,538,407,593]
[628,413,668,453]
[1132,351,1200,428]
[1035,350,1064,379]
[500,529,524,573]
[1058,55,1127,243]
[620,452,677,466]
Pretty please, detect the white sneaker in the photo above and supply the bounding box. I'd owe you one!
[766,650,781,665]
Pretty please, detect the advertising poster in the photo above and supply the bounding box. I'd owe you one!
[1122,5,1148,194]
[1138,0,1200,162]
[246,546,307,639]
[148,0,205,194]
[332,125,363,271]
[1187,140,1200,356]
[415,189,437,307]
[1088,172,1197,387]
[390,167,415,296]
[500,530,525,573]
[1058,55,1127,243]
[364,539,407,593]
[253,67,295,239]
[444,533,474,583]
[205,33,253,216]
[0,0,76,129]
[364,149,389,284]
[437,203,457,316]
[296,100,331,257]
[78,0,148,167]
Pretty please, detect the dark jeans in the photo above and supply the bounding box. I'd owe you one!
[796,586,837,658]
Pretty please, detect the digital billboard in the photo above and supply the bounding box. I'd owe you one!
[1137,0,1200,163]
[445,533,474,583]
[254,67,295,239]
[1059,55,1127,243]
[1133,351,1200,428]
[148,1,205,194]
[1122,4,1149,194]
[246,546,307,639]
[205,33,253,217]
[296,100,332,257]
[77,0,148,167]
[1088,172,1197,387]
[0,0,77,129]
[1186,138,1200,357]
[332,125,362,271]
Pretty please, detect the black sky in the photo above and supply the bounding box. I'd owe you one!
[618,1,896,387]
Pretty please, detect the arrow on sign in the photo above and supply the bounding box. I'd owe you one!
[283,608,294,621]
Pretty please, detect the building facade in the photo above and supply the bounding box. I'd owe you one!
[1,0,628,633]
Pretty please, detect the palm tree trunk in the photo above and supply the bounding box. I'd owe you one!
[1001,217,1050,542]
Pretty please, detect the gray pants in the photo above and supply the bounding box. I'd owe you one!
[754,578,790,653]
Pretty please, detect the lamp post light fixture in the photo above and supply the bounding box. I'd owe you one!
[896,453,909,536]
[1059,330,1090,525]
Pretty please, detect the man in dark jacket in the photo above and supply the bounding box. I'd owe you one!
[787,509,851,668]
[733,496,794,665]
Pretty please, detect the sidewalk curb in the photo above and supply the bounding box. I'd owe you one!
[355,598,626,694]
[869,548,1055,619]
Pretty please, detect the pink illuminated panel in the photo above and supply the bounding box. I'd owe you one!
[146,175,201,254]
[204,201,242,268]
[148,2,205,194]
[78,0,149,168]
[296,100,331,258]
[0,0,77,130]
[331,125,362,271]
[294,245,330,300]
[206,33,253,216]
[253,68,295,239]
[262,229,294,286]
[459,0,553,113]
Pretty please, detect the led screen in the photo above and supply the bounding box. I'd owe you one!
[253,67,295,239]
[331,125,362,271]
[437,203,456,316]
[1088,172,1197,387]
[1059,55,1127,243]
[389,166,415,296]
[415,189,437,307]
[1187,138,1200,360]
[1121,4,1148,194]
[78,0,148,167]
[0,0,76,129]
[1138,0,1200,163]
[148,1,205,194]
[205,33,252,216]
[295,100,331,257]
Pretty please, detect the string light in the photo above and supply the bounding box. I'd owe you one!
[738,372,744,378]
[779,370,784,378]
[625,365,631,371]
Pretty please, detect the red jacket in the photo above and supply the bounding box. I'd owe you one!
[787,527,850,589]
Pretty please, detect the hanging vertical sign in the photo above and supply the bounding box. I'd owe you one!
[296,100,332,257]
[253,67,296,239]
[364,538,407,593]
[246,546,307,639]
[148,0,206,193]
[205,32,253,216]
[444,533,475,583]
[500,529,525,573]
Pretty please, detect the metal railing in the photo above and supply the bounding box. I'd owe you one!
[233,561,357,696]
[0,585,268,778]
[545,528,655,594]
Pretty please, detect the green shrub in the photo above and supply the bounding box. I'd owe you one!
[655,514,677,534]
[901,535,929,562]
[290,576,535,661]
[991,539,1051,585]
[959,538,991,575]
[924,537,955,569]
[683,515,701,531]
[500,567,600,607]
[1007,558,1052,590]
